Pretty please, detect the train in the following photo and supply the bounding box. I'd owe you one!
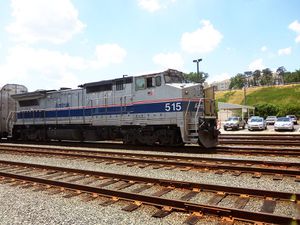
[0,69,219,148]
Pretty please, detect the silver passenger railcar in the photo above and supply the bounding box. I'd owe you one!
[0,84,27,138]
[10,69,218,147]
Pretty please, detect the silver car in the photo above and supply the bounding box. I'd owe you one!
[223,117,246,130]
[265,116,277,125]
[274,117,294,131]
[248,117,267,131]
[286,115,298,125]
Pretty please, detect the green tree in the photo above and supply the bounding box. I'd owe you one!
[254,103,279,118]
[283,69,300,83]
[252,70,261,86]
[184,72,208,83]
[261,68,273,86]
[276,66,286,84]
[229,73,245,89]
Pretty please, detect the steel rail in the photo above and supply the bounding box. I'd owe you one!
[3,140,300,155]
[0,145,300,176]
[0,160,299,224]
[1,144,300,166]
[219,134,300,146]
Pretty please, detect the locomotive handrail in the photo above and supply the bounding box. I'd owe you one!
[184,100,191,140]
[6,111,16,135]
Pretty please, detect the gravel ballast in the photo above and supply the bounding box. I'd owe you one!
[0,145,299,224]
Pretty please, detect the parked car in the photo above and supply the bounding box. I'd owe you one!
[286,115,298,124]
[248,117,267,131]
[274,117,294,131]
[223,117,246,131]
[265,116,277,125]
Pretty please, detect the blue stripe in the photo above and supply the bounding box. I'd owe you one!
[17,101,203,119]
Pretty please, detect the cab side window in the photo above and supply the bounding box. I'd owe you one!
[155,76,161,86]
[135,77,145,90]
[146,77,153,88]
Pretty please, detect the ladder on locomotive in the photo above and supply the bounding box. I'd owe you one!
[185,98,216,144]
[184,99,203,144]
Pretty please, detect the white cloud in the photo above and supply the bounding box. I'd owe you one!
[288,20,300,43]
[248,58,265,71]
[152,52,184,70]
[138,0,161,12]
[181,20,223,54]
[0,44,127,89]
[6,0,85,44]
[261,46,267,52]
[92,44,127,68]
[137,0,176,13]
[278,47,292,56]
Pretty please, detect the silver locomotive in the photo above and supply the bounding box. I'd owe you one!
[9,69,218,147]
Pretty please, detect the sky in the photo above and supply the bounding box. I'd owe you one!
[0,0,299,91]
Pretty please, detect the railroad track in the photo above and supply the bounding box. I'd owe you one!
[4,139,300,156]
[1,144,300,180]
[0,159,299,224]
[219,133,300,146]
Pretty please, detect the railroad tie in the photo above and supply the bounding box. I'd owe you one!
[63,190,82,198]
[97,179,119,188]
[180,188,200,201]
[273,174,283,181]
[152,206,173,218]
[122,201,142,212]
[260,197,276,213]
[115,181,135,190]
[67,175,88,183]
[32,185,52,192]
[151,187,174,197]
[252,172,262,178]
[100,196,119,206]
[207,192,226,205]
[81,193,98,202]
[131,184,152,193]
[233,195,249,209]
[47,187,65,195]
[184,212,203,225]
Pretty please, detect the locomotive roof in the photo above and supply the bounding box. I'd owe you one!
[81,76,133,89]
[80,69,182,88]
[11,89,55,101]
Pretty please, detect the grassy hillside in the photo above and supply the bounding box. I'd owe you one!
[215,84,300,106]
